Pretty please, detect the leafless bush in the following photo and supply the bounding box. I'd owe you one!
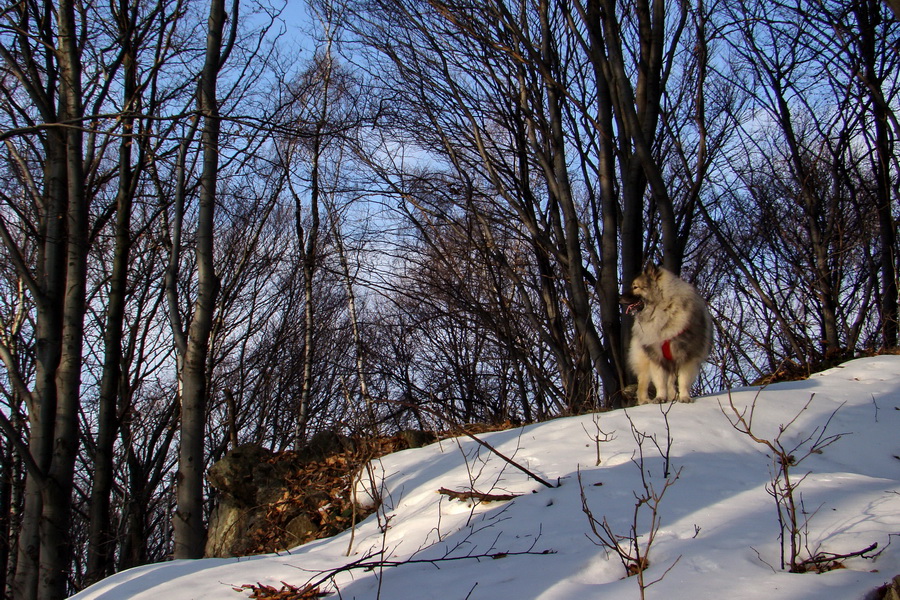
[720,391,876,572]
[579,416,681,599]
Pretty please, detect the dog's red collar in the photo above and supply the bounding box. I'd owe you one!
[662,328,689,361]
[662,339,674,361]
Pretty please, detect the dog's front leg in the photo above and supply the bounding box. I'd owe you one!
[636,372,652,405]
[664,375,677,403]
[649,363,671,403]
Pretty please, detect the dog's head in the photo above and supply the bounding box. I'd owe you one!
[621,264,665,314]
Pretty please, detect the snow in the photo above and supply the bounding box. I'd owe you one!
[71,357,900,599]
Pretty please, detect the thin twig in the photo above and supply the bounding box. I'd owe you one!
[298,546,556,591]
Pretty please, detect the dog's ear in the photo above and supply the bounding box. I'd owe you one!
[644,263,661,278]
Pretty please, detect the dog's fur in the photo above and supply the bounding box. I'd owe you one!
[622,264,713,405]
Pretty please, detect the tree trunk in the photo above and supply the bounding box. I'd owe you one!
[295,144,319,448]
[86,20,137,580]
[37,0,90,595]
[293,49,327,447]
[855,0,899,349]
[539,4,615,411]
[595,0,679,270]
[12,128,67,600]
[0,439,12,599]
[173,0,230,560]
[580,0,629,402]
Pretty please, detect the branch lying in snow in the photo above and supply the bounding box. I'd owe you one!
[295,545,556,592]
[281,511,554,594]
[437,487,522,503]
[382,399,559,488]
[794,542,879,573]
[450,425,558,489]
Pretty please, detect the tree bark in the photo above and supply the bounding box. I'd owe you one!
[539,9,613,411]
[37,0,90,595]
[173,0,232,560]
[86,3,138,579]
[294,135,320,448]
[855,0,899,349]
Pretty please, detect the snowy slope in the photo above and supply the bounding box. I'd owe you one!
[72,357,900,600]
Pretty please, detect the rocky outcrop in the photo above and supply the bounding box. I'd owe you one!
[204,430,436,558]
[204,444,298,558]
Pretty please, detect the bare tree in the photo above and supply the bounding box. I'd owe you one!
[340,0,714,409]
[707,0,898,377]
[84,0,181,581]
[168,0,239,560]
[835,0,899,348]
[0,0,93,594]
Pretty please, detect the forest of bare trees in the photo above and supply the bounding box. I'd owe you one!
[0,0,897,597]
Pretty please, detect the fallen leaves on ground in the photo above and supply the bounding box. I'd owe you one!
[235,582,327,599]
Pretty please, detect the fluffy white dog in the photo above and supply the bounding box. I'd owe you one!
[622,264,713,405]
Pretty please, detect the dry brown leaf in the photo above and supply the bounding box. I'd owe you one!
[236,582,328,599]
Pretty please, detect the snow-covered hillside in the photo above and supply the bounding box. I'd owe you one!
[72,357,900,600]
